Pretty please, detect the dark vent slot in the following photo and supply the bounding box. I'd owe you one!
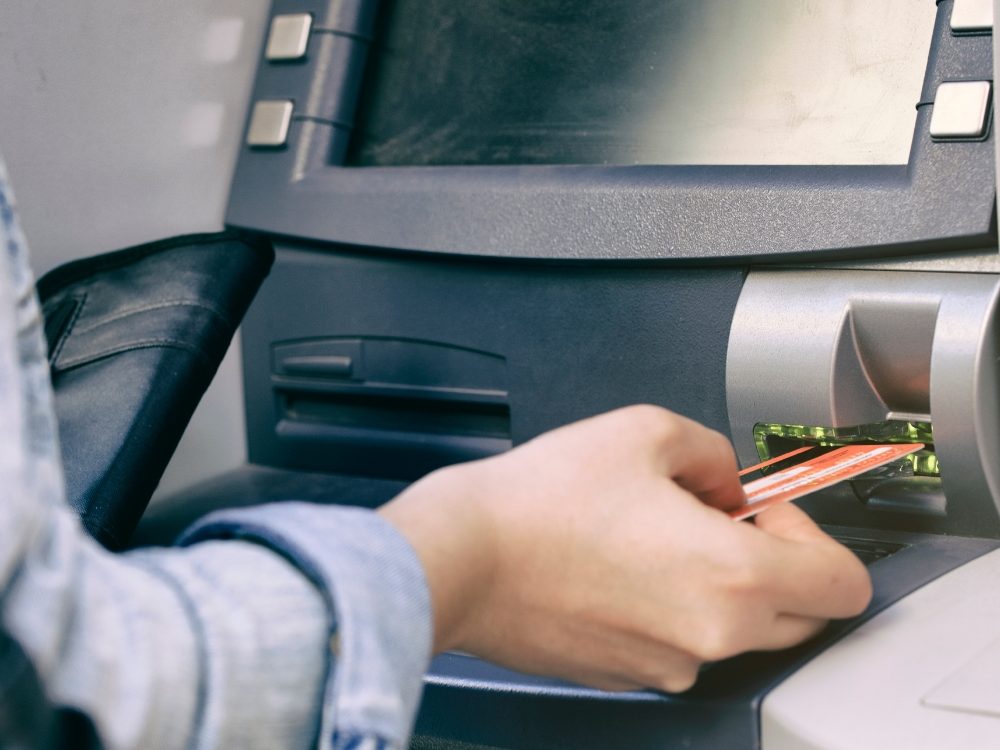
[282,391,511,439]
[828,534,907,566]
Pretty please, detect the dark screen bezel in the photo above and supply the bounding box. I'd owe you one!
[227,0,995,263]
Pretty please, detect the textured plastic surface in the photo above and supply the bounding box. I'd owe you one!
[227,0,994,261]
[240,244,745,478]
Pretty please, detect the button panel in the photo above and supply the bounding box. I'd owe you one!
[246,100,294,147]
[266,13,313,61]
[929,81,991,139]
[950,0,993,33]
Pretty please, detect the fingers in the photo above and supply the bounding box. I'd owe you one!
[755,613,827,651]
[436,405,871,693]
[673,429,745,512]
[627,406,744,512]
[510,613,705,694]
[606,645,702,694]
[580,649,702,694]
[753,501,831,543]
[751,504,873,619]
[574,673,646,693]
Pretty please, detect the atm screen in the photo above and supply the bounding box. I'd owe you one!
[347,0,935,167]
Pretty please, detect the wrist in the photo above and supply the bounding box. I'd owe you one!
[378,462,498,654]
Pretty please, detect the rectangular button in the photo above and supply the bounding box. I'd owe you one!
[950,0,993,32]
[266,13,313,61]
[246,100,294,147]
[929,81,991,139]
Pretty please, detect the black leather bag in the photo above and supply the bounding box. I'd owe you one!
[37,231,274,549]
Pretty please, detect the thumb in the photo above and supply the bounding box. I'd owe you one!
[753,502,834,544]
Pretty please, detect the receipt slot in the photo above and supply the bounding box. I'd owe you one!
[726,269,1000,537]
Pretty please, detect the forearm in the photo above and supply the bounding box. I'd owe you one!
[2,504,328,750]
[0,155,433,750]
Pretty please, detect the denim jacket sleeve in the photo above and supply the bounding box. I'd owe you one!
[180,504,433,750]
[0,153,433,750]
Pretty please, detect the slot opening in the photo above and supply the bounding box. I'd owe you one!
[752,420,945,517]
[827,534,908,566]
[281,390,512,440]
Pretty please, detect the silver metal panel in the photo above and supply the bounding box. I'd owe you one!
[246,99,293,147]
[791,246,1000,274]
[995,0,1000,228]
[265,13,312,61]
[951,0,993,31]
[929,81,991,138]
[726,270,1000,527]
[762,549,1000,749]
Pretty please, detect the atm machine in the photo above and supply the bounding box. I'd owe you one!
[140,0,1000,746]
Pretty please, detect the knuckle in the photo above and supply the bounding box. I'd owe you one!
[688,619,743,662]
[623,403,670,423]
[689,634,725,663]
[716,539,765,595]
[656,664,699,693]
[709,429,738,466]
[838,555,874,614]
[621,404,682,442]
[854,570,875,611]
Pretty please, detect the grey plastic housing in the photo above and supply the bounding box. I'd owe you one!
[762,546,1000,750]
[226,0,994,262]
[210,2,1000,747]
[726,268,1000,537]
[240,245,745,480]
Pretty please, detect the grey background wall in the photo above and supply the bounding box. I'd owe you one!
[0,0,271,500]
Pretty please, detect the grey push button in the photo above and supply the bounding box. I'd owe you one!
[950,0,993,32]
[265,13,313,61]
[246,100,294,147]
[929,81,991,139]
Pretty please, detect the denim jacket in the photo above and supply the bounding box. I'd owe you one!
[0,154,432,750]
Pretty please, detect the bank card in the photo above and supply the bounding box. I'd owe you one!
[737,445,813,477]
[729,443,925,521]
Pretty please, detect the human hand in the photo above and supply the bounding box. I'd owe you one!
[379,405,872,692]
